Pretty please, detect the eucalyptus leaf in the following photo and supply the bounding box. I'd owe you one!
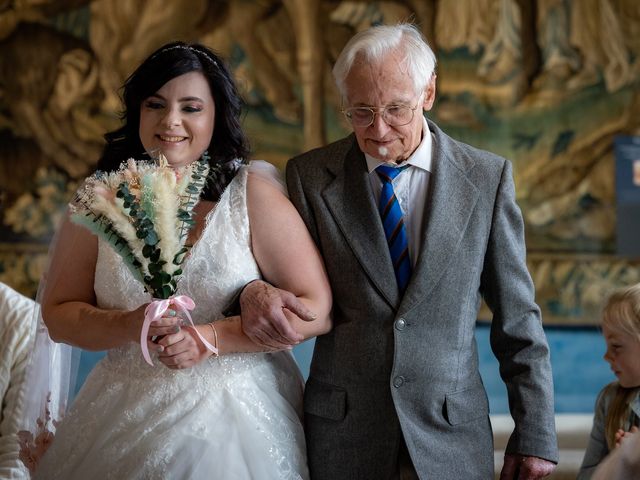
[144,231,159,245]
[160,285,173,299]
[149,275,163,290]
[142,244,154,258]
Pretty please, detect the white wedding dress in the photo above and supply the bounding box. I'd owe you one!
[35,164,309,479]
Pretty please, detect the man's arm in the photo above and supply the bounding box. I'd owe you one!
[480,160,558,477]
[239,162,327,349]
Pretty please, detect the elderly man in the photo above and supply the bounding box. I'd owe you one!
[240,23,558,479]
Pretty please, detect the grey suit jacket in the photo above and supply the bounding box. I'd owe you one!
[286,120,558,480]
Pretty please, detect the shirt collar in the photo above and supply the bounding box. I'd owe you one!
[365,117,433,174]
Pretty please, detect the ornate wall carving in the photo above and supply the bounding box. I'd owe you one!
[1,0,638,324]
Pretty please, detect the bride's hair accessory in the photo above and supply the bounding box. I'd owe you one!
[150,44,218,67]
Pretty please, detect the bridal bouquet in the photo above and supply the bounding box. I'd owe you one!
[70,153,218,364]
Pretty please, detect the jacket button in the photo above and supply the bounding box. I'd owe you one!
[393,376,405,388]
[395,318,406,331]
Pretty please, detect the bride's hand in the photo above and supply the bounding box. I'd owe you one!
[146,308,183,339]
[615,426,639,448]
[155,324,213,369]
[134,305,182,351]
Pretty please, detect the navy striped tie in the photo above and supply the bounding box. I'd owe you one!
[376,164,411,293]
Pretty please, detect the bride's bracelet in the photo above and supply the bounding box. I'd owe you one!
[207,322,219,356]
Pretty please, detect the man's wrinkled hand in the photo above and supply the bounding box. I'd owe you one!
[239,280,316,350]
[500,454,555,480]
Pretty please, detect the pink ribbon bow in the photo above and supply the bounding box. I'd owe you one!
[140,295,218,366]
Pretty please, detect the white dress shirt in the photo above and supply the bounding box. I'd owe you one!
[365,117,433,267]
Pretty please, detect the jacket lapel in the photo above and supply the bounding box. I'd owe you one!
[399,123,479,316]
[322,141,401,308]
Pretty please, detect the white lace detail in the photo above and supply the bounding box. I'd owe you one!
[35,164,308,480]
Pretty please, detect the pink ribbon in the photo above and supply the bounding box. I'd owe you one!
[140,295,218,366]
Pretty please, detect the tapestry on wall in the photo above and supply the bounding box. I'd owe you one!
[0,0,638,325]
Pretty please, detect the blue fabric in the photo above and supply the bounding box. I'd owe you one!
[376,164,411,292]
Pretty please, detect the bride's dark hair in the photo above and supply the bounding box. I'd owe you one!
[96,41,250,200]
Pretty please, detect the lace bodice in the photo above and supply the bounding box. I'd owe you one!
[93,165,260,370]
[95,164,259,317]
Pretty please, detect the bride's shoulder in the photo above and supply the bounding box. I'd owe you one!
[246,160,287,198]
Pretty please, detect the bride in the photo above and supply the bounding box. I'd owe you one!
[29,41,332,479]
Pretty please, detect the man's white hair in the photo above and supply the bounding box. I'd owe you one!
[332,23,437,99]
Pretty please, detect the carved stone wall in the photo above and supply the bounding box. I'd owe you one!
[1,0,638,324]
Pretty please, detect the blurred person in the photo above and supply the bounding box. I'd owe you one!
[0,282,35,479]
[578,284,640,479]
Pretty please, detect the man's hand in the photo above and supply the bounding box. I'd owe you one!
[500,454,556,480]
[239,280,317,349]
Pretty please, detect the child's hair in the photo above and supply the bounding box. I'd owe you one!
[603,284,640,340]
[602,283,640,449]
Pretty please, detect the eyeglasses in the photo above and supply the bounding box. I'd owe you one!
[341,99,422,128]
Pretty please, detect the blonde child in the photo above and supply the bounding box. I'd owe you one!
[578,284,640,479]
